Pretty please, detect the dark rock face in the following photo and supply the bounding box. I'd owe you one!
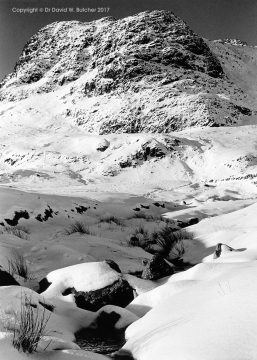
[121,140,168,167]
[141,254,174,280]
[2,10,223,92]
[0,269,20,286]
[64,278,134,311]
[88,10,223,90]
[1,10,253,132]
[0,10,230,133]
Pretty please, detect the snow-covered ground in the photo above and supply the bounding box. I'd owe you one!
[124,261,257,360]
[0,186,257,359]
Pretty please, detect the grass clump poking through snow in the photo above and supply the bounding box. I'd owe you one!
[12,293,51,354]
[127,226,149,247]
[155,227,194,259]
[99,215,124,226]
[0,225,30,240]
[65,221,92,235]
[8,252,31,280]
[127,224,194,260]
[130,212,151,220]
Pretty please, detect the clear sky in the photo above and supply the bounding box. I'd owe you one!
[0,0,257,81]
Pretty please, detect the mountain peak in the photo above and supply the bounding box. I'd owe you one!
[1,9,223,92]
[0,10,255,134]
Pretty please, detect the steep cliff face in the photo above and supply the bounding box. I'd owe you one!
[1,10,256,134]
[1,11,223,90]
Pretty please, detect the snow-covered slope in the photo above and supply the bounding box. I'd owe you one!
[123,261,257,360]
[117,200,257,360]
[2,193,257,359]
[208,39,257,107]
[2,124,257,204]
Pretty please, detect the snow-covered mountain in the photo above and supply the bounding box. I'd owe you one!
[1,10,257,202]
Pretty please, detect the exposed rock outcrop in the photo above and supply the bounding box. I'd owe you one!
[39,260,134,311]
[141,254,174,280]
[64,278,134,311]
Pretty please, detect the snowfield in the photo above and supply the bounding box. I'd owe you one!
[119,202,257,359]
[124,262,257,360]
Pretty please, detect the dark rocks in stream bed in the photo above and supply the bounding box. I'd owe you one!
[63,278,134,311]
[140,204,150,209]
[75,205,89,214]
[76,309,127,354]
[141,254,174,280]
[177,217,199,228]
[153,202,165,208]
[35,205,54,222]
[38,277,52,293]
[76,318,126,354]
[111,349,135,359]
[96,310,121,330]
[0,268,20,286]
[4,210,30,226]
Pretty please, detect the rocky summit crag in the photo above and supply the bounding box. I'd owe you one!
[1,10,256,133]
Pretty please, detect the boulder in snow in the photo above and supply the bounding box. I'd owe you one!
[96,139,110,152]
[213,243,239,259]
[65,278,134,311]
[39,260,134,311]
[141,255,174,280]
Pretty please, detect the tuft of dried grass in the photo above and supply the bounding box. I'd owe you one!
[65,221,92,235]
[12,292,51,353]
